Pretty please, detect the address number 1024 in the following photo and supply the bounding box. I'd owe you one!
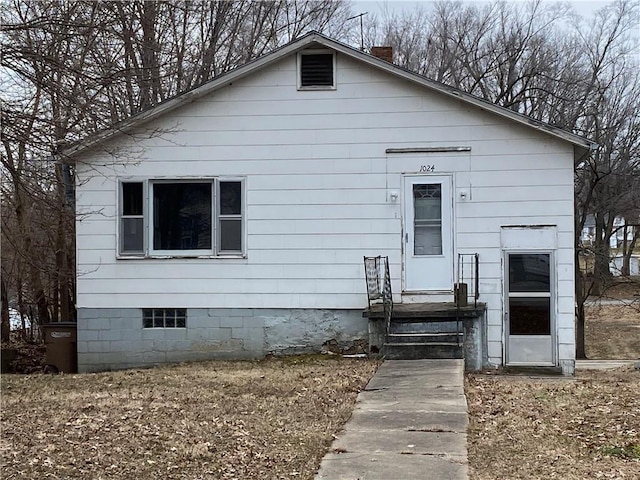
[419,165,435,172]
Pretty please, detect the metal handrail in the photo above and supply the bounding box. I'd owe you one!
[364,256,393,333]
[455,253,479,347]
[456,253,479,308]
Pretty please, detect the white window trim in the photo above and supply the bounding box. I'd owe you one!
[149,179,215,257]
[118,179,148,257]
[216,177,246,257]
[503,249,557,362]
[297,49,336,91]
[117,177,246,259]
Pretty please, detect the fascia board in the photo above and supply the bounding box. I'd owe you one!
[64,31,596,160]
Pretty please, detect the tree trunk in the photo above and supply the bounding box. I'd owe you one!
[621,225,639,276]
[591,213,612,295]
[1,278,10,342]
[574,248,587,359]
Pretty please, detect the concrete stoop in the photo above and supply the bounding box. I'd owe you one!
[383,341,464,360]
[315,359,469,480]
[383,317,464,360]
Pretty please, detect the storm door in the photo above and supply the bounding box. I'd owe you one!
[403,175,453,291]
[505,252,555,365]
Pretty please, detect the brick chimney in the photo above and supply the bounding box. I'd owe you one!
[370,46,393,63]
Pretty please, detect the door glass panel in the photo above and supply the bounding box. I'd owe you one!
[509,297,551,335]
[509,254,550,292]
[413,184,442,255]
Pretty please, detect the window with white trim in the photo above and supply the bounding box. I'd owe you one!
[152,181,213,255]
[298,50,336,89]
[121,182,145,254]
[119,178,244,256]
[143,309,186,328]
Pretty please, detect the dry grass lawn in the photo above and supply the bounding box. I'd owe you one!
[467,367,640,480]
[1,356,378,479]
[595,280,640,301]
[3,281,638,479]
[586,303,640,359]
[468,300,639,479]
[585,279,640,360]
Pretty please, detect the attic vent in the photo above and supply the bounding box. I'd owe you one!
[299,52,335,89]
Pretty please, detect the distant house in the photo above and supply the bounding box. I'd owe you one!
[66,32,594,374]
[581,214,637,249]
[581,214,639,276]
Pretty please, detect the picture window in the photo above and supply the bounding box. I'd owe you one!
[153,182,212,251]
[118,178,244,256]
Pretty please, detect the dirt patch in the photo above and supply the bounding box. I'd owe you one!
[586,304,640,359]
[1,356,378,479]
[466,367,640,479]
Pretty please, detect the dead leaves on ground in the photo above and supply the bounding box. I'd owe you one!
[1,357,378,479]
[466,368,640,480]
[585,304,640,359]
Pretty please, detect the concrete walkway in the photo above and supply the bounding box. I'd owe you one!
[315,359,468,480]
[584,299,638,306]
[576,359,640,370]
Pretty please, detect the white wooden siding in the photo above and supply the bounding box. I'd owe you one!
[75,49,575,344]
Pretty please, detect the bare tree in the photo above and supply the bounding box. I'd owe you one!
[1,0,352,335]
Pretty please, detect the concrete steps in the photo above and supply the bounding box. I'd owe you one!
[383,342,464,359]
[387,332,462,344]
[383,316,464,360]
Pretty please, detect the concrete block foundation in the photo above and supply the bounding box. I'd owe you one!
[77,308,368,372]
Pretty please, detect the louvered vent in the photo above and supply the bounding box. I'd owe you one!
[300,53,334,87]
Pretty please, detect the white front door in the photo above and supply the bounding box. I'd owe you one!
[505,252,555,365]
[403,175,453,291]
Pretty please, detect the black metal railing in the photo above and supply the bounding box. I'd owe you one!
[455,253,479,347]
[364,256,393,333]
[456,253,479,308]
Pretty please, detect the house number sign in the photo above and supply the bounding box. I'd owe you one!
[419,165,435,172]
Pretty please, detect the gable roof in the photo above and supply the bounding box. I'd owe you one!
[64,31,596,159]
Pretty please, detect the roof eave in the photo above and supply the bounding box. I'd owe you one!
[315,34,596,152]
[64,31,596,159]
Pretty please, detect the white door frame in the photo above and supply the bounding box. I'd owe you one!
[402,174,454,292]
[503,249,557,366]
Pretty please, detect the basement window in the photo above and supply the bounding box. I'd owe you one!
[298,51,335,89]
[143,309,186,328]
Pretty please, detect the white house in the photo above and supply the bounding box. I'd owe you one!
[67,32,594,374]
[581,214,637,249]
